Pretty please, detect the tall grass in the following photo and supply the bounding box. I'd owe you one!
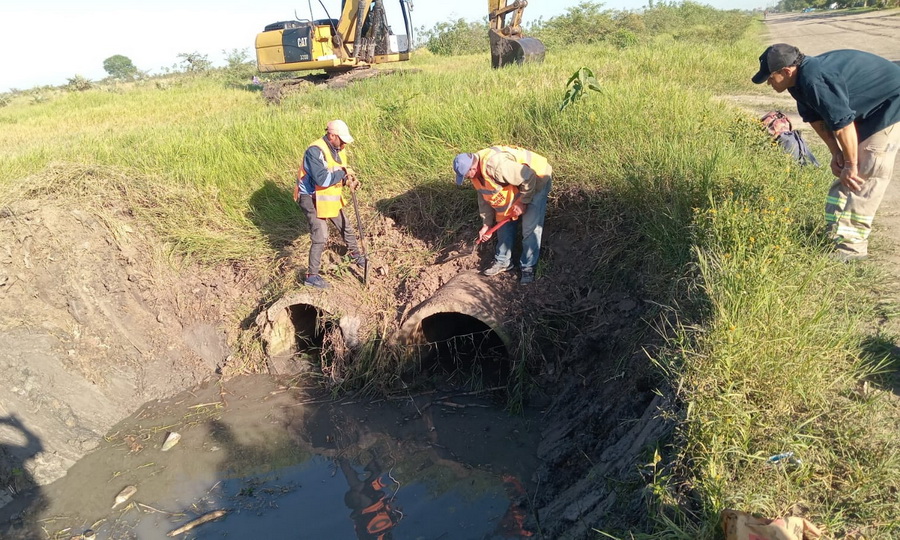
[1,17,898,538]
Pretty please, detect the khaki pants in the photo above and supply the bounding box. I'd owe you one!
[825,122,900,256]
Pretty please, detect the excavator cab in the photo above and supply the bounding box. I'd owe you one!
[255,0,413,74]
[488,0,546,68]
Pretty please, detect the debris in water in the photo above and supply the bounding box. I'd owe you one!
[162,431,181,451]
[111,485,137,509]
[166,509,228,537]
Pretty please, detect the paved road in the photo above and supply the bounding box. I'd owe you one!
[763,9,900,298]
[762,9,900,60]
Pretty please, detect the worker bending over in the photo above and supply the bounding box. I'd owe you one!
[453,146,553,284]
[752,43,900,261]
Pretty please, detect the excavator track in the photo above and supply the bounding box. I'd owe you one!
[261,67,419,104]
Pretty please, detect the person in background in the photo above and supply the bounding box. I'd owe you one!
[296,119,365,288]
[752,43,900,261]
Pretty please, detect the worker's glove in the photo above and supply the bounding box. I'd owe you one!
[344,166,357,179]
[346,177,361,191]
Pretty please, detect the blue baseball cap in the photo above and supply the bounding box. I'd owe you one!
[453,153,475,185]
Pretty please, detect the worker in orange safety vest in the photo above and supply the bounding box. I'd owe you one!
[453,146,553,284]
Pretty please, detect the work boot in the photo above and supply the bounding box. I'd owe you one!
[483,261,513,277]
[304,274,331,289]
[354,255,367,269]
[520,267,535,284]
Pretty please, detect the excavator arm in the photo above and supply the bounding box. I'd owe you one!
[487,0,545,68]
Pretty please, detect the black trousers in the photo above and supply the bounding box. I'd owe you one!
[298,194,360,275]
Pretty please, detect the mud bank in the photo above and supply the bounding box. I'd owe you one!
[0,200,247,491]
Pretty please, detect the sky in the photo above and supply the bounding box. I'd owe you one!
[0,0,764,93]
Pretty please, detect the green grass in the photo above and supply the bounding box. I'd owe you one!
[1,18,898,539]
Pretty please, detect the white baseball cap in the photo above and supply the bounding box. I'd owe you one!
[326,119,354,144]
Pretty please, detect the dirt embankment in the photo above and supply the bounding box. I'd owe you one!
[0,188,251,493]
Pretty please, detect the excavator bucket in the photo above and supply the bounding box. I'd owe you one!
[489,28,545,68]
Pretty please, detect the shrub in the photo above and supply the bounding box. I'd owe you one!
[533,2,617,47]
[66,75,94,92]
[419,18,489,56]
[611,28,639,48]
[643,1,752,43]
[177,52,212,74]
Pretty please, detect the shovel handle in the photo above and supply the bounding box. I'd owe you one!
[350,190,369,285]
[476,218,513,244]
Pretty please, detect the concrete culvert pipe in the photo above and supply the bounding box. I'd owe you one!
[255,292,362,375]
[398,271,514,381]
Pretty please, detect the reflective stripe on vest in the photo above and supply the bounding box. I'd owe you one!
[297,139,348,218]
[474,146,550,219]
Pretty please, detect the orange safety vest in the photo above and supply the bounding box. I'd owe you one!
[296,139,348,218]
[474,146,550,220]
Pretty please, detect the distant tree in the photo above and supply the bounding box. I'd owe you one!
[176,52,212,73]
[223,48,250,69]
[221,48,256,82]
[103,55,138,79]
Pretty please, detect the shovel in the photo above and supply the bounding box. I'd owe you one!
[443,218,512,263]
[350,190,369,285]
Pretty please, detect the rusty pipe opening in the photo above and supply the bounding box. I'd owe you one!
[419,312,509,382]
[287,303,329,353]
[256,293,361,375]
[399,272,515,385]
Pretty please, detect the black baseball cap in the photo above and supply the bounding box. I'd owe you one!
[751,43,801,84]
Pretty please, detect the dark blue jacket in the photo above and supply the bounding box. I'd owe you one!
[789,50,900,141]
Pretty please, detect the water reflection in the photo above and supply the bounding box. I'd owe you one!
[338,456,402,539]
[2,375,540,539]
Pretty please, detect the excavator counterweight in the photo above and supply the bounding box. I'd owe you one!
[488,0,545,68]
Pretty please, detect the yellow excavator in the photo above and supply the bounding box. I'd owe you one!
[255,0,413,75]
[488,0,546,68]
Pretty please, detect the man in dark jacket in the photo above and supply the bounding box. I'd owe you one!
[752,44,900,261]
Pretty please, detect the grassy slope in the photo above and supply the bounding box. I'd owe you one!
[1,33,898,538]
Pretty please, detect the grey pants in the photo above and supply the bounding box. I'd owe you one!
[825,122,900,256]
[299,194,361,275]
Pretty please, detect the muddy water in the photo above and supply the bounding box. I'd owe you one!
[3,375,541,539]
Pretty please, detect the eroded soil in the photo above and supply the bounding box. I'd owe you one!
[0,196,251,490]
